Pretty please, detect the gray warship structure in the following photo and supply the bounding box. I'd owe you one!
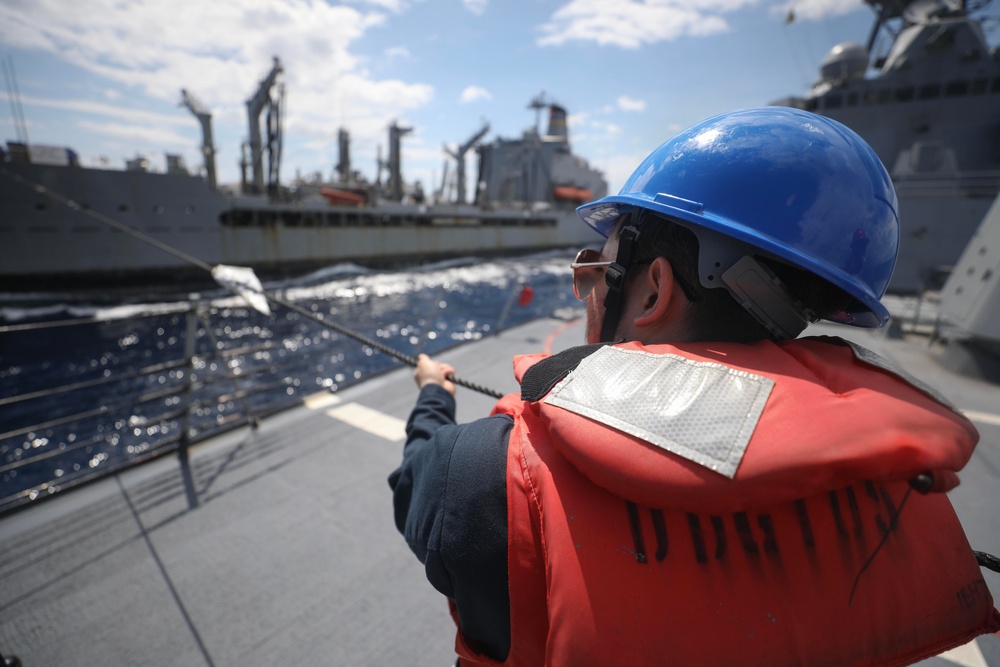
[772,0,1000,294]
[0,59,606,291]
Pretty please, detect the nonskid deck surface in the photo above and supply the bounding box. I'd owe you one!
[1,315,998,667]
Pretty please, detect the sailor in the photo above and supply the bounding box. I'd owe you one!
[388,107,999,666]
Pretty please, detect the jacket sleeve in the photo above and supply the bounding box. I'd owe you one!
[387,383,513,662]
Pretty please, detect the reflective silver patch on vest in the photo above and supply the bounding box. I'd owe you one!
[545,346,774,478]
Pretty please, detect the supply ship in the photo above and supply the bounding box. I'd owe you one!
[0,58,606,291]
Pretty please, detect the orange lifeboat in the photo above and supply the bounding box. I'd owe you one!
[320,187,367,207]
[553,185,593,203]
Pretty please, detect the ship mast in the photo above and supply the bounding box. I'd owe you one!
[180,89,218,190]
[387,121,413,202]
[445,122,490,204]
[244,57,283,194]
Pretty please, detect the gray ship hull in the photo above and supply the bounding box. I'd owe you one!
[1,161,598,289]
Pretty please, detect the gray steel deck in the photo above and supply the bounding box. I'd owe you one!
[1,316,998,666]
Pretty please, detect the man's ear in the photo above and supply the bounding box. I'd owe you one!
[631,257,679,329]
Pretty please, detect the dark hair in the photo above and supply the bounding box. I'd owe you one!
[619,212,852,342]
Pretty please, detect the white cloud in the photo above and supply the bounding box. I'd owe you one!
[385,45,411,59]
[537,0,759,48]
[77,119,193,147]
[0,0,434,178]
[588,120,622,136]
[2,93,193,128]
[617,95,646,112]
[463,0,488,15]
[345,0,408,12]
[460,85,492,103]
[536,0,865,49]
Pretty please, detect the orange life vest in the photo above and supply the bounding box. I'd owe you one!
[455,337,999,667]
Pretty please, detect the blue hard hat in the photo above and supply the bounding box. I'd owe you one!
[576,107,899,327]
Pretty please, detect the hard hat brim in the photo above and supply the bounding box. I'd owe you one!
[577,196,891,328]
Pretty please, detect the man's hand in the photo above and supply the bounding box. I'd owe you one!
[413,354,457,395]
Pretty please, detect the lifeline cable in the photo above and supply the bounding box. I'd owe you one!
[2,167,505,399]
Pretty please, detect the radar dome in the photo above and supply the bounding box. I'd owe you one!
[819,42,869,82]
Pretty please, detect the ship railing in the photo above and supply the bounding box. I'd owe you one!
[0,272,571,517]
[0,298,312,516]
[882,291,943,339]
[892,169,1000,198]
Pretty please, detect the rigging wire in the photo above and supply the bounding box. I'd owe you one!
[1,167,506,399]
[2,55,30,145]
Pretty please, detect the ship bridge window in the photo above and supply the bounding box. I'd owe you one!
[221,210,254,226]
[918,83,941,99]
[895,86,915,102]
[992,77,1000,93]
[824,94,843,109]
[945,80,968,97]
[280,211,302,226]
[259,211,278,226]
[846,92,858,106]
[862,90,877,105]
[877,89,891,104]
[972,78,989,94]
[805,98,818,111]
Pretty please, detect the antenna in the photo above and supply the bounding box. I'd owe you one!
[3,55,29,145]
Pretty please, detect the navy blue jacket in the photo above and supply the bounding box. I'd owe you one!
[388,384,512,661]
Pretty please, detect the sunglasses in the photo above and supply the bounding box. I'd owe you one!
[570,248,702,302]
[571,249,650,301]
[570,249,610,300]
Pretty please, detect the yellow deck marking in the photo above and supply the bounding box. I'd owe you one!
[962,409,1000,427]
[939,638,988,667]
[326,403,407,442]
[304,392,341,410]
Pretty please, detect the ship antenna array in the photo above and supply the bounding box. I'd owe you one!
[0,168,505,399]
[2,55,29,145]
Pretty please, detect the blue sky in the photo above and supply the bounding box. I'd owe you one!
[0,0,973,196]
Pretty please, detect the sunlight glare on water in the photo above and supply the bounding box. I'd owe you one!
[0,251,581,509]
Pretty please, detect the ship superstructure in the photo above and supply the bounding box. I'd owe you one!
[773,0,1000,292]
[0,62,606,291]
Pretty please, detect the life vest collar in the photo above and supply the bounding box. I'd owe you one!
[510,337,979,512]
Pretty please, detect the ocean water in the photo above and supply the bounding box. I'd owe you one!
[0,251,583,511]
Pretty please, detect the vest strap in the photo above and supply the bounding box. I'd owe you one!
[520,343,609,401]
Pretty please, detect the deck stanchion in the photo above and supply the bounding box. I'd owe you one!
[178,296,201,509]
